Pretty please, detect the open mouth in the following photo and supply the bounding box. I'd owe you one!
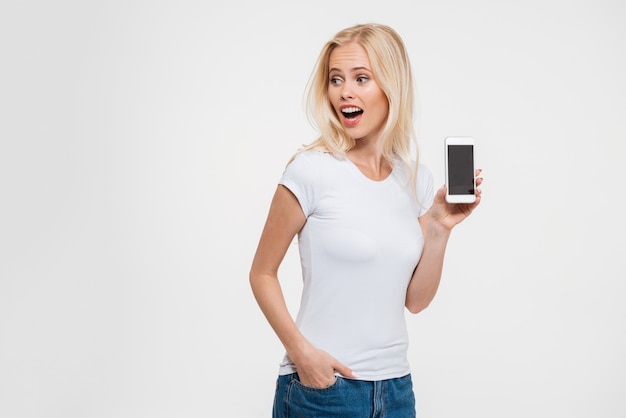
[341,106,364,120]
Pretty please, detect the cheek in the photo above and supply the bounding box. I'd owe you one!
[368,88,388,114]
[380,98,390,119]
[327,89,341,110]
[373,96,389,120]
[378,91,389,111]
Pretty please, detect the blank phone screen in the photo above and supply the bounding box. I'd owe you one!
[448,145,474,195]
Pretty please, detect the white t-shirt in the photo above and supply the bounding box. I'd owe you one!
[278,150,434,381]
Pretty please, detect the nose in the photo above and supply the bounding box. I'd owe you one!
[341,83,354,100]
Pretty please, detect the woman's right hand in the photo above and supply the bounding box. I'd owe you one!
[291,345,356,388]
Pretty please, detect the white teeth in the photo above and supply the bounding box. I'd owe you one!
[342,107,361,113]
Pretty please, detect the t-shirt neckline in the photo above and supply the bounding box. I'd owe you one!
[344,156,395,184]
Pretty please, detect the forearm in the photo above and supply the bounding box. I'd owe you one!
[250,273,311,358]
[405,222,451,314]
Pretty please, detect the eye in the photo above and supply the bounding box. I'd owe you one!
[330,76,343,85]
[357,76,369,83]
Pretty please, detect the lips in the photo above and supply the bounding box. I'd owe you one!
[340,105,364,127]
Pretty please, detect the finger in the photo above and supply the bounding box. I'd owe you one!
[435,184,446,201]
[300,371,335,388]
[470,189,482,208]
[475,169,483,188]
[433,187,446,207]
[333,361,358,379]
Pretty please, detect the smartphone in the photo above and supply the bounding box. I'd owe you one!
[445,136,476,204]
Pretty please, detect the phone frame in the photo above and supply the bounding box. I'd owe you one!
[445,136,476,204]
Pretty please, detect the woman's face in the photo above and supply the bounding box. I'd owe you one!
[328,41,389,143]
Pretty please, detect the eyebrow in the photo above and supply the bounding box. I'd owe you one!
[329,66,372,73]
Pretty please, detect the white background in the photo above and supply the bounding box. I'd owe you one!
[1,1,625,417]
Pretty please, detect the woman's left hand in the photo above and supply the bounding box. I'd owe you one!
[429,169,483,230]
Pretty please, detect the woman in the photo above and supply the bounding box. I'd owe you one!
[249,23,482,417]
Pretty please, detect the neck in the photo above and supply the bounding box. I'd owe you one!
[347,147,391,181]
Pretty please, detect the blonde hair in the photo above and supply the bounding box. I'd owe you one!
[294,23,420,197]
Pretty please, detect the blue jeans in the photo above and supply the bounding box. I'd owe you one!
[273,372,416,418]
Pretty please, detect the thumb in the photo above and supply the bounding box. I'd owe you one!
[431,184,446,208]
[436,184,446,200]
[333,361,359,379]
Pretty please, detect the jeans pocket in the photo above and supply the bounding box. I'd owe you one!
[287,376,344,417]
[292,374,340,392]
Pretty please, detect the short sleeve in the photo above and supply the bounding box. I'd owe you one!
[416,164,435,217]
[278,152,318,217]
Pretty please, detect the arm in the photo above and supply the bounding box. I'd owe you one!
[405,171,483,314]
[249,185,355,387]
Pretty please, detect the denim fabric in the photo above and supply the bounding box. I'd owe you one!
[273,373,416,418]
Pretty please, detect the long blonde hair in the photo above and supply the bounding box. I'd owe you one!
[294,23,420,196]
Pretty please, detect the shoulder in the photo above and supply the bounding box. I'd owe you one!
[289,150,338,165]
[392,158,432,185]
[286,150,343,174]
[416,163,433,185]
[416,163,435,212]
[280,151,342,215]
[282,150,339,184]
